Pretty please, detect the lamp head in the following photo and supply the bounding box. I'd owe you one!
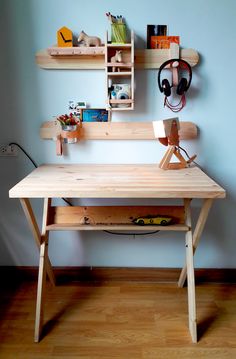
[153,118,180,146]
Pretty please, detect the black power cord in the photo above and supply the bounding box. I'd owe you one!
[9,142,73,206]
[178,145,202,169]
[104,230,160,236]
[9,142,38,168]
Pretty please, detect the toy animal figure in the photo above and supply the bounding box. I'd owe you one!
[110,50,122,72]
[77,31,101,47]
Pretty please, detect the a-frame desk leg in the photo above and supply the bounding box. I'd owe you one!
[20,198,55,287]
[34,198,51,342]
[184,199,197,343]
[178,198,213,288]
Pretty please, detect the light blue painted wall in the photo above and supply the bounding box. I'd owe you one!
[0,0,235,267]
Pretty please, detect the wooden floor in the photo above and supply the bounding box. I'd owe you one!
[0,278,236,359]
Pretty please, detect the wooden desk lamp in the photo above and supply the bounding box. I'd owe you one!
[153,118,196,170]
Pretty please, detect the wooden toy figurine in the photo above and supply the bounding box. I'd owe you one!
[111,50,122,72]
[57,26,73,47]
[77,31,101,47]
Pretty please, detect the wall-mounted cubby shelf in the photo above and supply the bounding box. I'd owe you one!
[36,47,199,70]
[105,30,134,111]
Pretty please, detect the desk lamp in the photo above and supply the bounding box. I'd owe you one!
[153,118,196,170]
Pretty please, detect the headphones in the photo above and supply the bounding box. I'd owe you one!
[157,59,192,112]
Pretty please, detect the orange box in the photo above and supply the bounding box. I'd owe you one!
[150,36,180,49]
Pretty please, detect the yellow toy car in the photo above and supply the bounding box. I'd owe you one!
[133,215,172,226]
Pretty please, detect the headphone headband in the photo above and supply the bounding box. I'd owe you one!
[157,58,192,93]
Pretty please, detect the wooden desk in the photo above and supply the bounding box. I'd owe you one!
[9,164,225,343]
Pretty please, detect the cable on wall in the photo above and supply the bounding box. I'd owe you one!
[9,142,73,206]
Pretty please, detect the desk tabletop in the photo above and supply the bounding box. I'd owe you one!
[9,164,225,199]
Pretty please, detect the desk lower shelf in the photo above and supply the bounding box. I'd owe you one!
[47,205,186,231]
[46,223,189,231]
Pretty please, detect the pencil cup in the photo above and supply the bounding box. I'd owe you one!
[111,24,126,43]
[61,125,78,144]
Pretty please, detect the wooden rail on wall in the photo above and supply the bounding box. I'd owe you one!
[40,121,197,141]
[36,48,199,70]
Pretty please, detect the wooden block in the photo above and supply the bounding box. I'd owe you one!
[170,43,180,60]
[57,26,73,47]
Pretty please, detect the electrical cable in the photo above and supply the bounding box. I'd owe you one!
[9,142,73,206]
[103,230,160,236]
[164,94,186,112]
[178,145,202,169]
[9,142,38,168]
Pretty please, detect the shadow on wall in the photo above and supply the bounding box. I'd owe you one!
[0,0,43,265]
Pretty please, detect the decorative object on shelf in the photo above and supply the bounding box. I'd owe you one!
[153,118,196,170]
[61,124,78,144]
[81,109,109,122]
[157,59,192,112]
[68,101,87,117]
[151,36,179,49]
[57,113,80,127]
[133,215,172,226]
[55,113,81,155]
[77,31,101,47]
[111,84,131,108]
[110,50,122,72]
[147,24,167,49]
[111,23,126,44]
[106,12,126,43]
[57,26,73,47]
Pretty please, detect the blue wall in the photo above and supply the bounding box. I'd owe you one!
[0,0,235,267]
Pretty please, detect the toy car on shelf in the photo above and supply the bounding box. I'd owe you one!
[133,215,172,226]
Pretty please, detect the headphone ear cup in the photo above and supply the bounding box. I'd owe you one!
[177,78,188,95]
[162,79,171,97]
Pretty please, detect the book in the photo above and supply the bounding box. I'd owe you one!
[150,36,180,49]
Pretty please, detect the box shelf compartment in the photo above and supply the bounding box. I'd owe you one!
[105,30,134,111]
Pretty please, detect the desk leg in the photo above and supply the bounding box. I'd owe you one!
[35,234,48,342]
[34,198,51,342]
[178,199,213,288]
[184,199,197,343]
[20,198,55,287]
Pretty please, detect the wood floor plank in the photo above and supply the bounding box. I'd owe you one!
[0,281,236,358]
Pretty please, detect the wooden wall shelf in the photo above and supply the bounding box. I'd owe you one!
[40,120,197,141]
[36,48,199,70]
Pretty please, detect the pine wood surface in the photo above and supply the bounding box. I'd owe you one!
[36,48,199,70]
[9,164,225,199]
[40,121,197,141]
[0,279,236,359]
[47,46,106,56]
